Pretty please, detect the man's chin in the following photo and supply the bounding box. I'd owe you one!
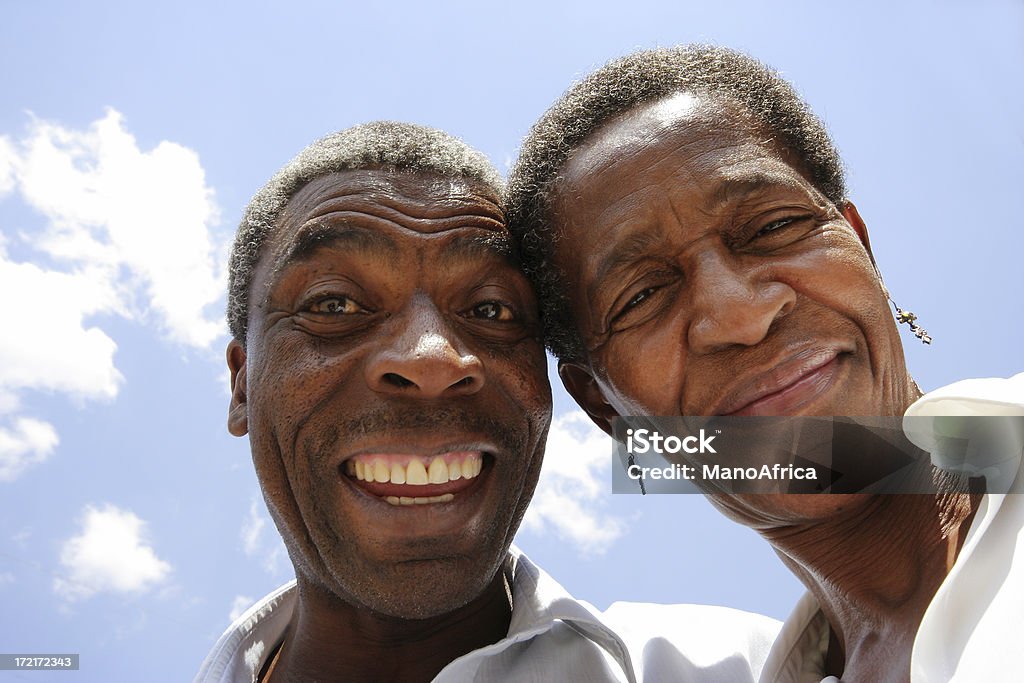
[320,550,507,621]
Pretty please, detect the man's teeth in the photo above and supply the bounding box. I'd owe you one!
[384,494,455,506]
[345,453,483,485]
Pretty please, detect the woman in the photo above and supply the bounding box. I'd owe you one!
[506,45,1024,682]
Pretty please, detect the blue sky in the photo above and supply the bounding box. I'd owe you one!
[1,1,1021,681]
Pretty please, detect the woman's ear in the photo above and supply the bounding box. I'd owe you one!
[559,361,620,437]
[842,200,887,293]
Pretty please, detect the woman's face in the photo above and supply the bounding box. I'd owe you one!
[549,92,915,423]
[547,93,919,523]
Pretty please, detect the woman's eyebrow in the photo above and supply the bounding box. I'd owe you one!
[708,169,807,210]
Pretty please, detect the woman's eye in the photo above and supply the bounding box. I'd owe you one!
[757,217,795,236]
[754,214,815,239]
[621,287,656,315]
[470,301,514,321]
[309,296,361,315]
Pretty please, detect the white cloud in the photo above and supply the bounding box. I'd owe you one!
[228,594,254,622]
[0,136,14,195]
[0,388,22,415]
[54,503,172,601]
[0,253,123,401]
[0,109,227,481]
[521,410,628,555]
[241,497,288,575]
[10,109,225,347]
[0,571,14,587]
[0,416,59,481]
[241,499,267,556]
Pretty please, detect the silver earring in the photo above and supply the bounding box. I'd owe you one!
[891,300,932,344]
[627,453,647,495]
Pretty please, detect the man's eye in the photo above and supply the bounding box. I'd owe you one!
[470,301,514,321]
[309,296,362,315]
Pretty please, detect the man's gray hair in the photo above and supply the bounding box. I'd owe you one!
[506,45,847,364]
[228,121,504,343]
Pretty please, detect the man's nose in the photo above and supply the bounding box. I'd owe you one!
[686,249,795,355]
[364,297,484,398]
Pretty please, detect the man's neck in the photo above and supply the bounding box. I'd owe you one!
[764,480,980,682]
[270,569,513,683]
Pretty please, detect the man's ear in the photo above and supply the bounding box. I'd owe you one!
[558,360,620,437]
[226,340,248,437]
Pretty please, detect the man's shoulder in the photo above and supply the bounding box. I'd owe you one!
[193,581,296,683]
[513,548,780,681]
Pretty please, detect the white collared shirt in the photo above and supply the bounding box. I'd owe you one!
[195,547,780,683]
[759,373,1024,683]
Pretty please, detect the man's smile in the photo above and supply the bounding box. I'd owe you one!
[343,450,486,505]
[327,442,500,545]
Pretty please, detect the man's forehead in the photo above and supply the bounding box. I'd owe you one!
[256,168,511,283]
[282,168,501,223]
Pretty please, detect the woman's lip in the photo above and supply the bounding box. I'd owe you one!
[719,351,844,416]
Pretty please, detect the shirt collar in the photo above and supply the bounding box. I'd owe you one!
[757,591,829,683]
[197,547,638,683]
[462,546,638,683]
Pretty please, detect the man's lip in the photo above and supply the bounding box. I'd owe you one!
[712,347,848,416]
[330,436,500,511]
[331,437,502,470]
[341,451,488,499]
[339,452,492,514]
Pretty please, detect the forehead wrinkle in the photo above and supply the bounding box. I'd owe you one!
[306,193,505,225]
[706,166,809,211]
[566,127,705,200]
[562,133,730,236]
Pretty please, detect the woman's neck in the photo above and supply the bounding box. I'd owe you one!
[765,485,980,682]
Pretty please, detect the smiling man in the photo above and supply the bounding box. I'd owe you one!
[195,122,779,683]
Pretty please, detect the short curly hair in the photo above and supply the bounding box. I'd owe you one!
[227,121,504,343]
[506,45,847,364]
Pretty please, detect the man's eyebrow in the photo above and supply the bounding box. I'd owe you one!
[280,222,399,268]
[440,232,515,264]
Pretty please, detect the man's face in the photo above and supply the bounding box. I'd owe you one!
[551,93,916,426]
[227,169,551,619]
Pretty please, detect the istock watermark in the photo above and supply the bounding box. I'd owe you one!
[611,416,1024,495]
[626,428,718,454]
